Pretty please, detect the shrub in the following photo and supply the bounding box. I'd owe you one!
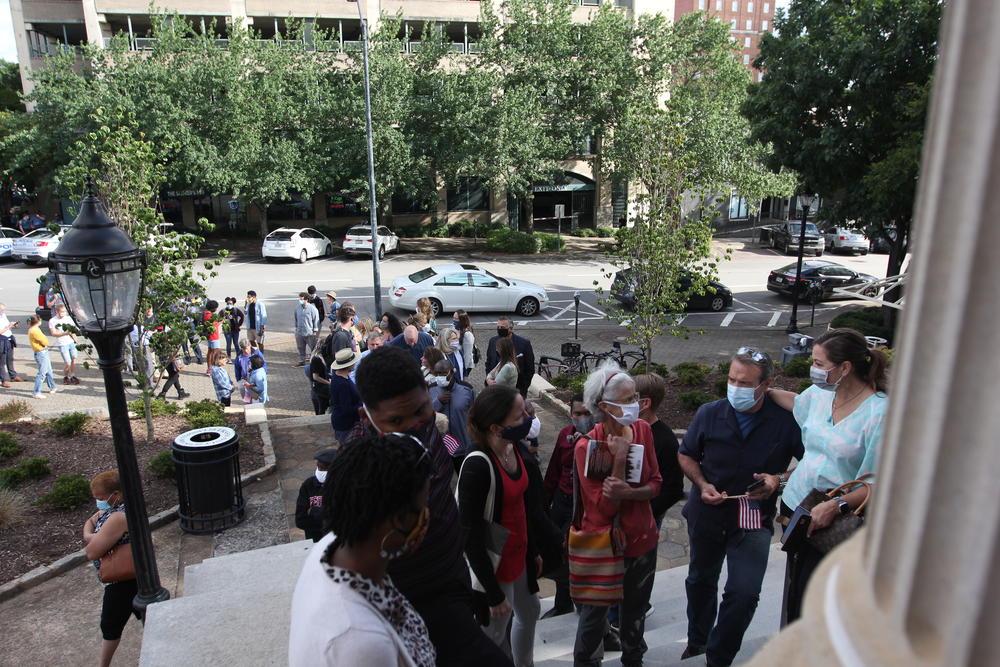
[0,467,23,489]
[49,412,92,437]
[550,373,586,395]
[0,432,23,463]
[678,390,717,411]
[782,356,813,378]
[128,397,181,417]
[673,362,711,386]
[574,228,597,238]
[148,451,176,479]
[884,348,895,366]
[0,400,32,423]
[185,399,227,429]
[0,457,50,489]
[797,379,813,393]
[486,228,539,254]
[829,307,895,345]
[596,225,615,238]
[39,473,92,510]
[0,488,25,529]
[717,361,731,375]
[536,232,566,253]
[714,377,729,397]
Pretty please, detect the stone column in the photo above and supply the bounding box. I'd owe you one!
[748,1,1000,665]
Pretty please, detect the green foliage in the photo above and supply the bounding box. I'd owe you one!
[830,307,896,346]
[0,400,32,423]
[573,228,597,238]
[714,377,729,397]
[39,474,92,510]
[129,397,181,417]
[148,451,176,479]
[717,361,732,375]
[673,362,712,386]
[0,60,23,112]
[0,432,23,462]
[0,488,25,529]
[536,232,566,252]
[550,373,587,395]
[49,412,92,437]
[0,457,51,489]
[781,356,813,378]
[486,228,540,254]
[797,379,813,394]
[185,400,227,429]
[595,226,615,238]
[678,390,717,412]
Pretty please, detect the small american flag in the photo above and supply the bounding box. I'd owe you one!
[737,496,763,530]
[442,434,462,457]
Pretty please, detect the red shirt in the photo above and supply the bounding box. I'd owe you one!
[204,311,221,341]
[543,424,577,499]
[493,449,529,583]
[573,420,662,558]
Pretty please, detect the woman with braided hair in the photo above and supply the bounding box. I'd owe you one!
[289,433,436,666]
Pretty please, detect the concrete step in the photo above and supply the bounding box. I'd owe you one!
[183,538,313,597]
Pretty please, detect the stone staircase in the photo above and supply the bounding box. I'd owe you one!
[141,540,784,666]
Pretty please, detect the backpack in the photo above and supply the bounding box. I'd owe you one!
[473,345,481,365]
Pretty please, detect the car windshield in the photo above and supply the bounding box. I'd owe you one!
[408,267,438,283]
[847,229,864,236]
[788,223,820,234]
[26,230,53,238]
[484,269,510,286]
[267,231,295,240]
[347,226,371,236]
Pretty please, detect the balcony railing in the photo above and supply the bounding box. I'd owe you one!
[94,35,484,55]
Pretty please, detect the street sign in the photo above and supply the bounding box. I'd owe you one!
[554,204,565,219]
[228,200,239,211]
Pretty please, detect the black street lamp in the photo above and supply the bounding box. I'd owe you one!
[48,181,170,616]
[786,193,818,334]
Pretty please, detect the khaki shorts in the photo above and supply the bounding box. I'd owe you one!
[247,329,264,346]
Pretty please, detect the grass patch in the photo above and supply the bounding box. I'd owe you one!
[0,400,33,423]
[0,432,23,463]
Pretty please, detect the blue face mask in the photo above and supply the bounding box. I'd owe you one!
[810,365,841,391]
[727,383,761,412]
[96,497,113,511]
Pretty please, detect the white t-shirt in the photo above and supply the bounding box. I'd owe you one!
[49,315,77,347]
[0,312,11,339]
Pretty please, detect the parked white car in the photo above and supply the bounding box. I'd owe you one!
[389,264,549,317]
[261,227,334,263]
[11,226,71,264]
[822,226,869,255]
[343,225,400,259]
[0,227,24,259]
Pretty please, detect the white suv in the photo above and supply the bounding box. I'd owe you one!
[822,226,869,255]
[262,227,334,263]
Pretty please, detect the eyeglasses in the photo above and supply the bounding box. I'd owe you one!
[737,347,769,364]
[387,432,430,466]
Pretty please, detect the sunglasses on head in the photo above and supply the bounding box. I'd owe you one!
[737,347,769,364]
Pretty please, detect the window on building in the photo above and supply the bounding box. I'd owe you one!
[390,191,434,215]
[731,19,737,28]
[743,54,750,64]
[716,0,723,10]
[698,0,706,9]
[762,19,769,31]
[748,1,754,11]
[758,71,764,82]
[729,194,749,220]
[764,2,770,12]
[732,1,739,11]
[578,0,600,5]
[447,178,489,211]
[746,19,753,30]
[744,36,751,47]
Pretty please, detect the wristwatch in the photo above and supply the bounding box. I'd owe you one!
[835,497,851,515]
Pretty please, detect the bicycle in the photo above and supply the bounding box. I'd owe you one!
[589,341,647,371]
[537,341,646,381]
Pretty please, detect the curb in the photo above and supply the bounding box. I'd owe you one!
[0,411,277,604]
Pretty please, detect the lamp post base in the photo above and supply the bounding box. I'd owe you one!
[135,586,172,620]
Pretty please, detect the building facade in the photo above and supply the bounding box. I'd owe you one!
[673,0,775,81]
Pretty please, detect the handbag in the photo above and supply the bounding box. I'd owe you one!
[567,459,625,606]
[781,479,872,554]
[99,542,136,583]
[457,451,509,594]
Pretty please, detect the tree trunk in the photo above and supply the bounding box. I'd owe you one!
[882,218,910,331]
[257,201,269,239]
[521,197,534,234]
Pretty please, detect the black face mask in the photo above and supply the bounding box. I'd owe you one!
[499,415,533,442]
[497,327,510,338]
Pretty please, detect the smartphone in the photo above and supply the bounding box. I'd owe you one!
[746,478,766,492]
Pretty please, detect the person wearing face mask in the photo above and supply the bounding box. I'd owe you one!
[572,361,662,666]
[434,326,466,381]
[429,359,475,466]
[82,471,138,667]
[289,435,437,666]
[541,394,593,619]
[676,348,802,666]
[766,328,888,626]
[460,384,563,667]
[294,292,320,367]
[452,311,476,378]
[484,318,534,397]
[487,337,519,388]
[354,346,515,667]
[295,449,338,542]
[222,297,245,359]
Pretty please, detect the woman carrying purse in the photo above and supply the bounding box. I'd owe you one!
[82,471,139,667]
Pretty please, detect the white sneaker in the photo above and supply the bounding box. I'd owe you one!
[33,393,46,399]
[49,386,59,394]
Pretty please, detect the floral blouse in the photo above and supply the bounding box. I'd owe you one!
[91,503,130,584]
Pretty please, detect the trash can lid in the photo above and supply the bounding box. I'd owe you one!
[174,426,238,449]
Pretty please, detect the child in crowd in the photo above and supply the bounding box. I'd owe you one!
[244,354,268,404]
[211,352,235,406]
[294,448,338,542]
[27,315,57,399]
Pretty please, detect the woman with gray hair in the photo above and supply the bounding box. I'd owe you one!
[573,360,663,666]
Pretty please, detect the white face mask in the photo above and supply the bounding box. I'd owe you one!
[315,468,327,484]
[810,365,842,391]
[604,400,641,427]
[432,375,451,387]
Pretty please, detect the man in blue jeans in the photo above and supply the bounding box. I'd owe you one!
[677,348,802,667]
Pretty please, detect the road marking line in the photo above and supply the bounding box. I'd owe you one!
[767,312,782,327]
[733,299,764,312]
[265,279,352,283]
[720,312,736,327]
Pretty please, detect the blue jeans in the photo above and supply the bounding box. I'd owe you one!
[685,521,773,667]
[33,350,56,393]
[224,331,239,358]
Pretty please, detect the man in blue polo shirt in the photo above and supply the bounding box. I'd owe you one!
[677,347,803,667]
[387,324,434,364]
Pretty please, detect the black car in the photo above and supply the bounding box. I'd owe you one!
[611,269,733,312]
[767,260,879,301]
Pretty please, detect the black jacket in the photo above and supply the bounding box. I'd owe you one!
[649,420,686,519]
[295,476,326,542]
[484,333,535,396]
[457,446,562,607]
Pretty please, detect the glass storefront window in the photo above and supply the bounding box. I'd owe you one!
[447,178,489,211]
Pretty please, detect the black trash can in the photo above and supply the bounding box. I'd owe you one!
[172,426,246,534]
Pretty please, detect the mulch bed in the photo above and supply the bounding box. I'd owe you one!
[551,371,806,430]
[0,412,264,585]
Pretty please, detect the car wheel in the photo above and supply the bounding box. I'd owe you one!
[428,298,443,317]
[324,244,332,257]
[516,297,540,317]
[862,250,869,256]
[395,241,402,254]
[299,249,308,263]
[378,245,386,260]
[709,296,726,312]
[264,256,273,263]
[816,251,823,257]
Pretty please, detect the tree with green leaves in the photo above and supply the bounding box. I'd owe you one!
[744,0,942,313]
